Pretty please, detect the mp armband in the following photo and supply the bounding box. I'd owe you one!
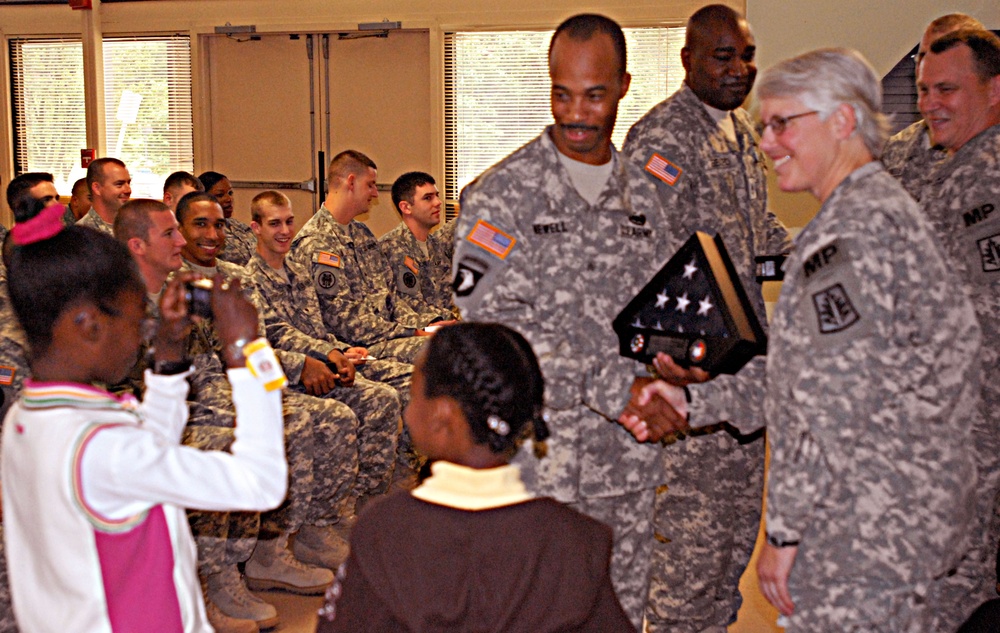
[242,338,288,392]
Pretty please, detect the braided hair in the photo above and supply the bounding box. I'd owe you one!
[421,322,548,455]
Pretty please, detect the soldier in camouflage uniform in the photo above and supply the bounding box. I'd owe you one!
[453,15,680,629]
[0,263,28,420]
[881,14,983,200]
[287,151,438,366]
[428,217,458,312]
[620,7,791,631]
[77,157,131,236]
[379,172,459,319]
[753,48,980,632]
[245,191,405,502]
[908,30,1000,631]
[112,198,266,632]
[0,214,22,633]
[5,174,62,227]
[199,172,256,266]
[176,192,359,554]
[162,170,204,212]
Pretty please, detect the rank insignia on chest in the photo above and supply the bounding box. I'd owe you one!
[613,232,766,374]
[645,153,683,187]
[317,252,341,268]
[466,219,516,259]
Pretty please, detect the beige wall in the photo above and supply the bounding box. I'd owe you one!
[0,0,997,233]
[0,0,740,231]
[748,0,1000,229]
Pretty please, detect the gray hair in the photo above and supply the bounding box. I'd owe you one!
[757,48,889,159]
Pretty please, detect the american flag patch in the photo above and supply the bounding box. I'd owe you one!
[645,153,683,186]
[0,365,15,386]
[404,256,419,274]
[317,252,341,268]
[467,219,516,260]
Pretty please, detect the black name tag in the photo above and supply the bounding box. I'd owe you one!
[533,221,568,235]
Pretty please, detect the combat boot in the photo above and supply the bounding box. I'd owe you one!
[206,565,279,630]
[292,523,351,570]
[246,533,334,594]
[204,595,259,633]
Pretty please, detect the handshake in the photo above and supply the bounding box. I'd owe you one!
[617,352,711,443]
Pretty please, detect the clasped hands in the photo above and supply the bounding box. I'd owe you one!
[617,352,711,442]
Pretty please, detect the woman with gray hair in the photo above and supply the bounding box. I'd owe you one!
[754,48,982,631]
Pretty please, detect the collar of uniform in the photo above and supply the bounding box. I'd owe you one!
[411,461,534,511]
[952,120,1000,160]
[216,258,248,279]
[247,252,288,286]
[804,160,884,239]
[540,125,625,204]
[391,222,430,262]
[85,207,113,230]
[21,379,140,413]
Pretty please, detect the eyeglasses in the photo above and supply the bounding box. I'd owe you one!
[756,111,819,137]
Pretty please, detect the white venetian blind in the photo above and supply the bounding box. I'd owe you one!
[443,27,685,214]
[9,35,193,199]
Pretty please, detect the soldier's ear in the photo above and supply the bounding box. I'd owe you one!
[127,236,146,257]
[399,200,412,217]
[988,74,1000,109]
[250,221,261,236]
[831,103,856,140]
[619,71,632,100]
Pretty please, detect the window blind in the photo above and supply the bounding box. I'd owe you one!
[10,35,193,199]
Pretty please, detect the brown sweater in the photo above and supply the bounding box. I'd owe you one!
[316,492,632,633]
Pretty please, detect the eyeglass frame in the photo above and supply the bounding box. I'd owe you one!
[755,110,820,137]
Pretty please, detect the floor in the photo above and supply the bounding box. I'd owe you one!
[256,522,784,633]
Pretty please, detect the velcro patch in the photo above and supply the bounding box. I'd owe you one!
[397,265,419,296]
[645,153,682,186]
[811,283,860,334]
[802,240,844,280]
[453,256,488,297]
[404,256,419,274]
[317,252,341,268]
[0,365,15,386]
[976,232,1000,273]
[466,219,516,260]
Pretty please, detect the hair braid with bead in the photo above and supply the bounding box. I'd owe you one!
[422,323,548,455]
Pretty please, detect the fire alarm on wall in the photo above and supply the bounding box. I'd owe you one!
[69,0,92,10]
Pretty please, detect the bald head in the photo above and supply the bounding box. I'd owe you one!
[682,4,756,111]
[686,4,746,48]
